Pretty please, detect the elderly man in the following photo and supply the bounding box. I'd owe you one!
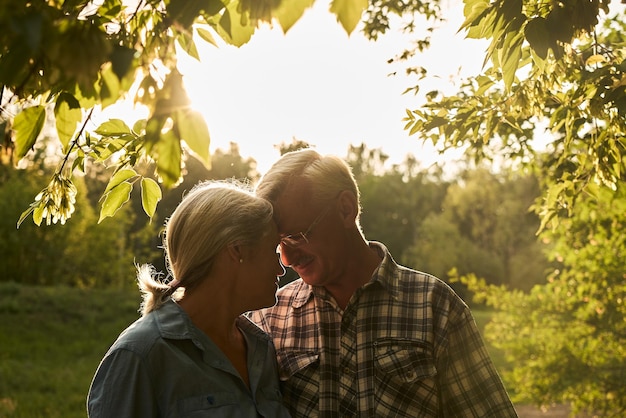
[250,149,518,418]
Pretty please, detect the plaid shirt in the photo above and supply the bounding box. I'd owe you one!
[249,242,518,417]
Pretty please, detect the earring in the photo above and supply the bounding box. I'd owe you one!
[239,258,243,264]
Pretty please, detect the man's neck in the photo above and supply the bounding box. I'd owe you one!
[324,240,382,310]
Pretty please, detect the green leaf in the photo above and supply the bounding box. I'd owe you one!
[54,92,82,152]
[500,30,524,91]
[330,0,368,35]
[425,116,448,131]
[99,181,133,223]
[475,75,494,96]
[168,0,224,27]
[500,0,522,20]
[99,64,120,109]
[14,105,46,159]
[151,129,182,188]
[103,168,137,194]
[17,205,36,228]
[175,109,211,168]
[466,4,496,39]
[217,4,255,47]
[461,0,490,32]
[133,119,147,134]
[33,203,45,226]
[409,120,422,136]
[140,177,162,219]
[524,17,550,60]
[275,0,315,33]
[95,119,132,136]
[177,32,200,61]
[73,83,98,109]
[196,27,218,47]
[110,45,136,80]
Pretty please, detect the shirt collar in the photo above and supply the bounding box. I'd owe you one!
[154,298,197,340]
[236,314,272,342]
[155,299,271,345]
[291,280,314,309]
[368,241,403,301]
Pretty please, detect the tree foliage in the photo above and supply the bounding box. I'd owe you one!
[0,0,383,226]
[401,0,625,231]
[458,184,626,416]
[0,164,152,287]
[341,144,549,294]
[0,141,262,287]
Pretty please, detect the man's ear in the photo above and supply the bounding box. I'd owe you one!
[337,190,358,226]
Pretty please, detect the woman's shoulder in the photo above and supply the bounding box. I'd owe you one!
[107,312,161,356]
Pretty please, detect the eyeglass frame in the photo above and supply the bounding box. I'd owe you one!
[279,204,332,249]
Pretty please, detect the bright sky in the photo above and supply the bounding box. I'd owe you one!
[177,0,486,174]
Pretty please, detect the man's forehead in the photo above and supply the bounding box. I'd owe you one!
[273,182,314,227]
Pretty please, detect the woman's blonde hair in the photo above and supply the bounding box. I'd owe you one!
[255,148,362,223]
[137,180,274,315]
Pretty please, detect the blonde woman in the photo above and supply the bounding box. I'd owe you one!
[87,181,290,417]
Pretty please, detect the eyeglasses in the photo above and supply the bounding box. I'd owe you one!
[279,205,332,248]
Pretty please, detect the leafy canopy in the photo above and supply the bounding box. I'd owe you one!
[0,0,375,226]
[401,0,624,231]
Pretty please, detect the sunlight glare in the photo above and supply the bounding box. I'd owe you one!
[178,0,483,174]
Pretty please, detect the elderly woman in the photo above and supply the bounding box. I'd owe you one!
[87,181,290,417]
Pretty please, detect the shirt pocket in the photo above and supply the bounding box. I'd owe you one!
[374,338,437,383]
[276,350,319,381]
[176,392,238,417]
[373,337,439,416]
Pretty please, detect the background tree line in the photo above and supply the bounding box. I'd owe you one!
[0,140,551,296]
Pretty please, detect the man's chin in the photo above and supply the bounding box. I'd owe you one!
[298,273,324,287]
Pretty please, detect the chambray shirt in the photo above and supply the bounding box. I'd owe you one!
[249,242,518,417]
[87,299,291,418]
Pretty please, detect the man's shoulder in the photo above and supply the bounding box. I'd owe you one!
[371,241,449,287]
[395,264,443,285]
[379,256,465,307]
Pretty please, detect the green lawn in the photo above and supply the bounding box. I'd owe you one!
[0,283,510,417]
[0,282,141,418]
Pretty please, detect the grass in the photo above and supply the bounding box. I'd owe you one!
[0,283,511,417]
[0,282,141,418]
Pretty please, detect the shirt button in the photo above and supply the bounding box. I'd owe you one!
[406,370,416,380]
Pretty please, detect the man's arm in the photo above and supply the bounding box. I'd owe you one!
[436,305,518,417]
